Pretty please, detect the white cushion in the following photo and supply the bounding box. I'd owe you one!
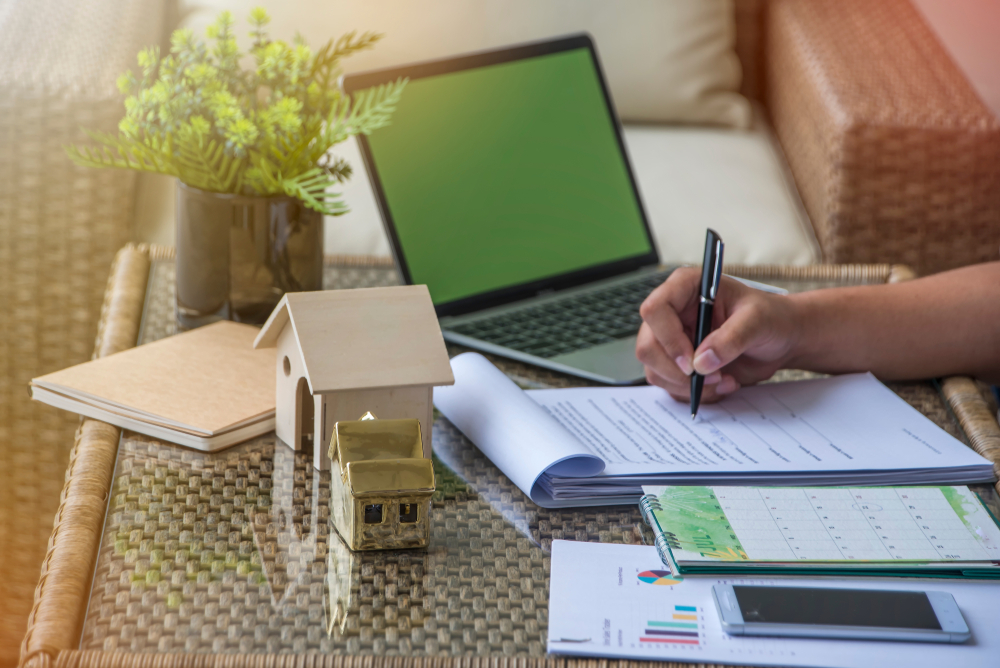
[176,0,750,127]
[623,118,820,267]
[133,112,820,266]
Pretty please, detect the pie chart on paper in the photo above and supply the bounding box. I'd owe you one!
[638,570,682,585]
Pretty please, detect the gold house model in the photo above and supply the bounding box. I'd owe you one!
[253,285,454,471]
[328,412,434,550]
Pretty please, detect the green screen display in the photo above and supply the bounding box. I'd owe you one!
[365,48,653,305]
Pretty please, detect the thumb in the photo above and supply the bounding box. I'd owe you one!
[692,304,765,375]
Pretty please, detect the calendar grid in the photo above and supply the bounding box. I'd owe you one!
[711,486,998,563]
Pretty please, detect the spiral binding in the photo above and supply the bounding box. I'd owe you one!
[638,494,662,527]
[638,494,674,569]
[654,533,673,568]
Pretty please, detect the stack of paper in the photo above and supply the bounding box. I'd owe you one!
[433,353,996,508]
[30,321,275,450]
[641,485,1000,579]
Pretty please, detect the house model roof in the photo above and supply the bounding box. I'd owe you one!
[253,286,455,394]
[331,417,434,496]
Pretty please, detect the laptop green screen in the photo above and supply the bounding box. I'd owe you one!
[365,47,653,306]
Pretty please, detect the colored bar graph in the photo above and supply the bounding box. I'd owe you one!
[648,621,698,629]
[643,608,700,646]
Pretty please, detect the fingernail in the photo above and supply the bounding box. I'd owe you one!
[693,349,722,374]
[674,355,694,376]
[705,372,722,384]
[717,377,741,395]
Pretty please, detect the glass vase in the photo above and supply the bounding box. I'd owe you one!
[175,182,324,329]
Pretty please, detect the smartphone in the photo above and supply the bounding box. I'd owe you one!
[712,584,971,643]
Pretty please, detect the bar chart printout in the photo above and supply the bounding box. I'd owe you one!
[548,540,1000,668]
[640,606,700,645]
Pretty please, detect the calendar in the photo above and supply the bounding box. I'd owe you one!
[642,485,1000,569]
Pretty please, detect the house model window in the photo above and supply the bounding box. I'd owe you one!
[253,285,455,470]
[326,412,435,550]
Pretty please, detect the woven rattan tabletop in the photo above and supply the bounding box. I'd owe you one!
[23,248,1000,668]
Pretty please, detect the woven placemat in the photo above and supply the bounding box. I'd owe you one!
[74,260,991,659]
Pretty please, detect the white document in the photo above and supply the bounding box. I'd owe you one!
[548,540,1000,668]
[432,353,604,504]
[433,353,994,508]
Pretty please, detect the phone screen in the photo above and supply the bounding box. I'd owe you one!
[732,586,941,630]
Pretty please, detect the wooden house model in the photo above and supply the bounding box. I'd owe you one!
[253,285,454,470]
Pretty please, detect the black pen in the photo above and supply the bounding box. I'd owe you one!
[691,229,724,419]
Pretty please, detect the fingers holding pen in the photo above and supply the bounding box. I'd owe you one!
[690,303,757,375]
[645,366,740,403]
[637,322,728,397]
[692,291,797,381]
[638,267,749,403]
[639,268,701,371]
[636,323,698,386]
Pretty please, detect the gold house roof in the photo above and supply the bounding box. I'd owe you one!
[253,286,455,394]
[329,417,434,497]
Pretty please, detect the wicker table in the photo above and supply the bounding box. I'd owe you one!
[20,246,1000,668]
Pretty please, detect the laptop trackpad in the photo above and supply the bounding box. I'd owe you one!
[550,336,645,385]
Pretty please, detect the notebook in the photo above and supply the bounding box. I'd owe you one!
[640,485,1000,579]
[433,353,996,508]
[30,321,275,450]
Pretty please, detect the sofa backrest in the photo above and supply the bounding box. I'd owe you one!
[176,0,753,127]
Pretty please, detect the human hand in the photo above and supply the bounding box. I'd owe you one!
[636,268,801,403]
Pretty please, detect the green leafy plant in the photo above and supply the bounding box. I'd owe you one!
[66,8,406,216]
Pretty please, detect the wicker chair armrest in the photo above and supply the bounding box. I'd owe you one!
[765,0,1000,276]
[0,2,165,664]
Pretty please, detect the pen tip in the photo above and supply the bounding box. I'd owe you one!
[691,413,696,420]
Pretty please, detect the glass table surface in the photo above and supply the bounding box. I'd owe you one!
[79,262,994,656]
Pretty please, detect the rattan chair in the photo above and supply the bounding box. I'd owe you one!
[766,0,1000,275]
[0,0,164,664]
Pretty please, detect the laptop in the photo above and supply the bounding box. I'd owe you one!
[343,34,670,385]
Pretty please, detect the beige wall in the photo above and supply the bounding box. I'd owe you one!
[911,0,1000,119]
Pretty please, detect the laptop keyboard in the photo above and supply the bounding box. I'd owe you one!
[445,270,671,359]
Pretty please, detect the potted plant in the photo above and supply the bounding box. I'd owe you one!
[67,8,405,328]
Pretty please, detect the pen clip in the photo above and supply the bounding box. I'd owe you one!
[709,238,724,301]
